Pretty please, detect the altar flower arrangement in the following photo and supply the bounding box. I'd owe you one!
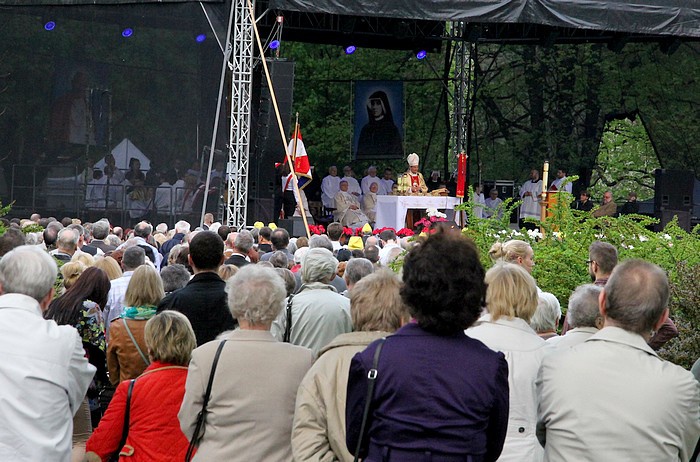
[414,207,448,234]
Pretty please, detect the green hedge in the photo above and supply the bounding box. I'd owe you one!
[458,190,700,369]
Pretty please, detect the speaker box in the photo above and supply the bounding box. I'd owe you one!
[248,59,295,208]
[654,169,694,212]
[657,209,691,232]
[278,217,314,237]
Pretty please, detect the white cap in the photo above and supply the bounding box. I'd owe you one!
[407,153,419,167]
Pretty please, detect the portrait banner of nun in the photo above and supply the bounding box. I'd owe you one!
[353,80,404,160]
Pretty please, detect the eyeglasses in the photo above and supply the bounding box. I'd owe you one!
[586,260,595,265]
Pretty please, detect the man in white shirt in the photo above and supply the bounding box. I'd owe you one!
[549,167,572,193]
[321,165,341,209]
[104,246,146,328]
[484,188,504,219]
[0,245,95,462]
[377,228,402,266]
[341,165,362,199]
[361,166,382,195]
[519,168,542,228]
[379,168,395,195]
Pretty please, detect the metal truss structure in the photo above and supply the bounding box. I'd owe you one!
[227,0,255,229]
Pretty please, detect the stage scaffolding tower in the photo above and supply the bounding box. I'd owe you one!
[227,0,255,229]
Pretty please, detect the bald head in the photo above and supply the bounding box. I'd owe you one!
[602,259,669,336]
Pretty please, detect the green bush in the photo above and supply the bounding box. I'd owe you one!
[458,188,700,369]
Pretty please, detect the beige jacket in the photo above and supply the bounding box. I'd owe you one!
[292,331,389,462]
[179,329,313,462]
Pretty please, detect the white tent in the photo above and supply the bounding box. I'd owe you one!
[95,138,151,171]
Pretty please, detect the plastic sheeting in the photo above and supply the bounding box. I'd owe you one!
[0,0,220,4]
[269,0,700,38]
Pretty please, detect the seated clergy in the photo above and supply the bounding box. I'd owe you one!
[335,180,370,228]
[362,182,378,224]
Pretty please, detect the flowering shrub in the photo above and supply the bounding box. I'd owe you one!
[456,186,700,369]
[308,224,326,235]
[414,207,448,234]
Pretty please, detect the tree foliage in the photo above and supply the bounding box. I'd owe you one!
[589,118,659,202]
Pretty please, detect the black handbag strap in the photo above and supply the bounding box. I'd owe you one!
[115,379,135,459]
[353,337,386,462]
[283,284,307,343]
[185,339,227,462]
[283,294,295,343]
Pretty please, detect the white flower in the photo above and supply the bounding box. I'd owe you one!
[638,235,649,242]
[509,230,523,237]
[663,234,672,240]
[527,229,543,239]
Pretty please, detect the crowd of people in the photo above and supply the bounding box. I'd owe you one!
[0,211,698,462]
[85,155,227,223]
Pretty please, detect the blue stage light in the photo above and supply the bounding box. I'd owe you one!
[270,40,281,49]
[416,50,427,60]
[44,21,56,31]
[345,45,356,55]
[196,34,207,43]
[122,28,133,38]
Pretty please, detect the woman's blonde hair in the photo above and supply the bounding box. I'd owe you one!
[60,261,86,290]
[124,265,165,307]
[94,256,123,281]
[144,310,196,365]
[350,269,408,332]
[485,262,538,323]
[218,264,239,281]
[488,240,532,264]
[71,250,95,267]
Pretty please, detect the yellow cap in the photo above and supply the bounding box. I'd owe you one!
[361,223,373,233]
[253,221,264,229]
[268,223,278,230]
[348,236,364,250]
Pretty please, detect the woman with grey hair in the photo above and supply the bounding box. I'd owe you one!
[271,248,352,356]
[160,264,192,294]
[179,265,313,461]
[530,292,562,340]
[292,269,408,461]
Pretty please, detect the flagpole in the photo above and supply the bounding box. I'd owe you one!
[246,0,309,238]
[290,113,311,238]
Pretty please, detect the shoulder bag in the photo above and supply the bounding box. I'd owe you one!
[353,337,386,462]
[108,378,135,462]
[185,339,228,462]
[122,318,151,367]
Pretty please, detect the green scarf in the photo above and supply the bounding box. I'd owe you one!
[121,305,157,320]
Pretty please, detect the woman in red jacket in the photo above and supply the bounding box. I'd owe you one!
[84,310,197,461]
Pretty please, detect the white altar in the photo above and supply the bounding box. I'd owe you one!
[375,195,463,230]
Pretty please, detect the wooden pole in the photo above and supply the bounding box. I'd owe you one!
[246,0,310,238]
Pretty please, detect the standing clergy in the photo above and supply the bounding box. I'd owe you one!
[321,165,341,209]
[398,153,428,195]
[519,168,542,228]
